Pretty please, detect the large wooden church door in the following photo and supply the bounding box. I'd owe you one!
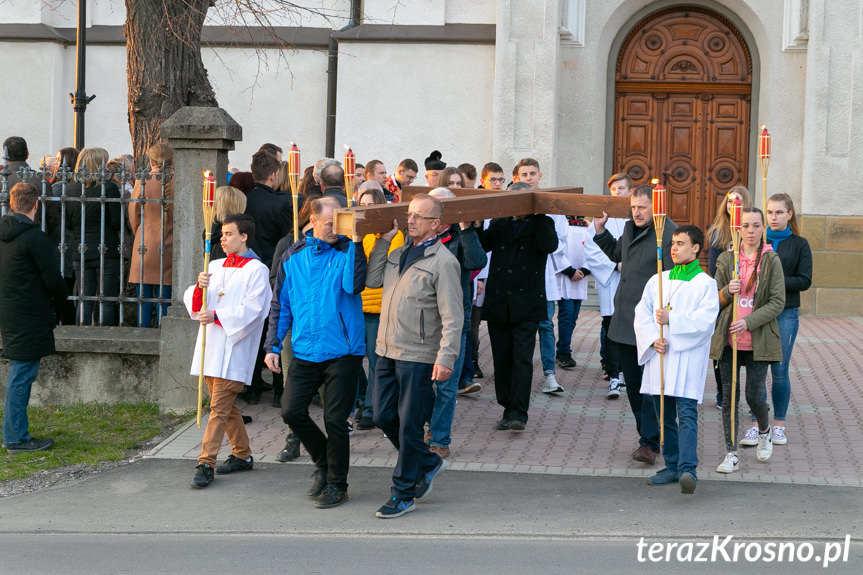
[614,8,752,232]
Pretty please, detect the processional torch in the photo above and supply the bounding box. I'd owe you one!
[289,143,301,243]
[197,171,216,428]
[729,197,742,442]
[652,179,667,446]
[759,125,770,241]
[344,145,356,207]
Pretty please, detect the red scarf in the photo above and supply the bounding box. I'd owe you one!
[384,175,401,202]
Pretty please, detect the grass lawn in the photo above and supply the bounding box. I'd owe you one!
[1,402,187,482]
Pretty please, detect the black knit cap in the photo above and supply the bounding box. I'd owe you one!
[424,150,446,170]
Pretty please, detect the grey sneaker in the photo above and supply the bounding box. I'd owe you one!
[756,427,773,462]
[772,426,787,445]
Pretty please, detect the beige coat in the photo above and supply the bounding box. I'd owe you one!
[128,175,173,285]
[367,237,463,370]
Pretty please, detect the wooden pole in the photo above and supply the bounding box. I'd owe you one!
[651,180,667,446]
[197,171,216,428]
[729,199,742,444]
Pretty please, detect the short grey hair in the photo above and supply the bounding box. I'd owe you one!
[509,182,532,191]
[358,180,383,194]
[314,158,339,183]
[428,187,455,199]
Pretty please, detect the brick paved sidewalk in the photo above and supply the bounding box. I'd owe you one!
[146,312,863,487]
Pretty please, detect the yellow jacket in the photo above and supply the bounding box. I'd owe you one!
[362,231,405,313]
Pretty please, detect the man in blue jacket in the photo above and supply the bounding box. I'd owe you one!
[264,197,366,509]
[1,183,68,453]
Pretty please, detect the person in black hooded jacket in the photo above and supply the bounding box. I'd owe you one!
[0,183,68,453]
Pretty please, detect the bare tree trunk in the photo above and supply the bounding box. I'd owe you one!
[125,0,217,159]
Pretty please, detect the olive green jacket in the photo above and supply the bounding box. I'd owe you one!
[710,249,785,362]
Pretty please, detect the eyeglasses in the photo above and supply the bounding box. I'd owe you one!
[402,174,416,182]
[486,177,505,184]
[407,211,438,221]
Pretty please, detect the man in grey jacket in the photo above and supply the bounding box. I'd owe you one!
[593,184,677,465]
[366,194,463,519]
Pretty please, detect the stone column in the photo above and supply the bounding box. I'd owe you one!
[492,0,562,184]
[157,107,242,411]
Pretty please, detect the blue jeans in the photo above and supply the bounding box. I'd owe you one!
[2,360,41,446]
[355,313,380,420]
[653,395,698,477]
[765,307,798,422]
[538,300,556,374]
[373,357,442,500]
[136,284,172,328]
[556,299,582,356]
[429,328,468,448]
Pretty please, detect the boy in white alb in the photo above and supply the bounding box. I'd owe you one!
[634,225,718,495]
[184,213,272,489]
[553,216,591,371]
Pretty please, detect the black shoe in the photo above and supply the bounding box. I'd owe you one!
[307,469,327,499]
[474,366,484,379]
[239,389,261,405]
[276,435,301,462]
[191,463,214,489]
[5,437,54,453]
[555,353,576,369]
[215,454,253,475]
[314,484,349,509]
[356,416,375,430]
[495,418,511,431]
[508,420,526,431]
[271,393,282,408]
[311,394,322,407]
[242,415,253,424]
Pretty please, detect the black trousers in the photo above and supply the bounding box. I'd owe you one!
[282,355,362,490]
[616,342,660,451]
[487,320,539,424]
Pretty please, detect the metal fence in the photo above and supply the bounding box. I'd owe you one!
[0,152,174,328]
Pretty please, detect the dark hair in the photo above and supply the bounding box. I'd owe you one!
[741,207,765,293]
[355,162,364,170]
[229,171,254,195]
[51,147,79,184]
[458,163,477,181]
[3,136,28,162]
[222,213,256,241]
[631,184,652,199]
[358,187,386,206]
[607,172,633,190]
[516,157,540,171]
[398,158,418,173]
[298,165,315,197]
[259,143,283,157]
[438,167,464,188]
[251,150,280,182]
[365,159,384,177]
[10,182,38,212]
[673,225,705,256]
[320,163,345,188]
[481,162,503,179]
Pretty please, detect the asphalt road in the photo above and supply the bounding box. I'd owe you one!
[0,459,860,574]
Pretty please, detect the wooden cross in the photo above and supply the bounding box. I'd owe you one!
[333,186,631,236]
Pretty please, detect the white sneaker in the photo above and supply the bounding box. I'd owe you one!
[716,453,739,473]
[757,427,773,461]
[772,426,787,445]
[739,426,759,446]
[542,373,564,393]
[618,372,626,388]
[606,378,621,399]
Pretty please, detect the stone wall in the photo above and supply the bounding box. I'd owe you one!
[0,327,160,406]
[800,215,863,316]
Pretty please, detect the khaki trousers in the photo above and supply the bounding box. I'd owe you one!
[199,377,251,466]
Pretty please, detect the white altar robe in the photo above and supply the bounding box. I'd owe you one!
[555,225,590,301]
[183,257,272,385]
[584,218,627,316]
[634,270,719,402]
